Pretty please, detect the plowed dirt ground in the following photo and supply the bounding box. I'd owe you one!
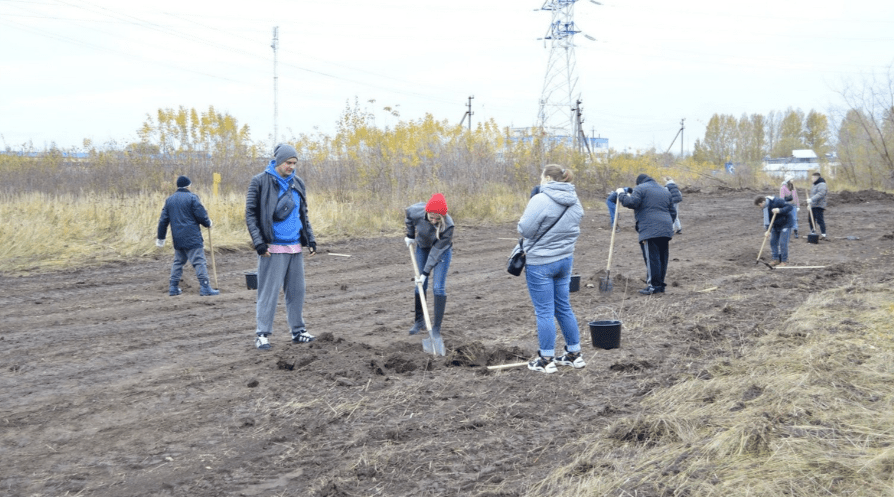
[2,187,892,496]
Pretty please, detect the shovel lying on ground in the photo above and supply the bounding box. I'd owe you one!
[600,196,621,293]
[756,211,777,269]
[407,245,444,356]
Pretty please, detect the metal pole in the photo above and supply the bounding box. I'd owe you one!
[271,26,279,149]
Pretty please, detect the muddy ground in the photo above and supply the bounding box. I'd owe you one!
[2,188,893,496]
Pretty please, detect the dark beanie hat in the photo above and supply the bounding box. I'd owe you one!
[274,144,298,167]
[176,175,191,188]
[635,173,649,185]
[425,193,448,216]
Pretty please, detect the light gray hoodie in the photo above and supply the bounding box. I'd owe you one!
[516,181,584,266]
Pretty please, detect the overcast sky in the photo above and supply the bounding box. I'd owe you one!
[2,0,892,154]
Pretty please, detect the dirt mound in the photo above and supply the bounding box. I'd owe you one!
[833,189,894,204]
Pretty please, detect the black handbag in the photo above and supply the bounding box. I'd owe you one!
[273,190,297,222]
[506,206,569,276]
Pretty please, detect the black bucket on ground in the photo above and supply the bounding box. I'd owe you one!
[807,233,819,244]
[589,320,622,349]
[245,271,258,290]
[569,275,581,292]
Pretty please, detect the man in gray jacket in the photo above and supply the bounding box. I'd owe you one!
[245,144,317,350]
[618,173,677,295]
[807,171,829,241]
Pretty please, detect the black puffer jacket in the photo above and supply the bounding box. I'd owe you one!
[157,188,211,250]
[619,175,676,241]
[245,170,315,250]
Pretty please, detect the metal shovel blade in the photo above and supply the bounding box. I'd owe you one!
[599,271,613,293]
[422,334,446,356]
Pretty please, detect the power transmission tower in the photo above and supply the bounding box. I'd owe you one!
[536,0,596,139]
[271,26,279,150]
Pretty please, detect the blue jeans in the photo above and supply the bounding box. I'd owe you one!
[606,198,617,225]
[414,245,451,296]
[524,256,581,357]
[770,227,791,262]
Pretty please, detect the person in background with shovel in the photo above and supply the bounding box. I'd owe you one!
[517,165,585,374]
[156,175,219,297]
[807,171,829,241]
[754,195,794,267]
[605,187,631,229]
[618,173,677,295]
[780,174,800,239]
[404,193,454,356]
[246,144,317,351]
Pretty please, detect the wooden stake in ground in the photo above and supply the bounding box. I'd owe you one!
[206,226,218,289]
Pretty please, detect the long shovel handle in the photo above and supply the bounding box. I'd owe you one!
[207,225,218,289]
[408,245,433,333]
[757,211,777,262]
[803,188,817,230]
[606,196,621,273]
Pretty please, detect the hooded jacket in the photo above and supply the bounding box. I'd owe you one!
[762,196,794,230]
[810,176,828,209]
[405,202,455,276]
[619,175,676,242]
[517,181,584,266]
[157,188,211,250]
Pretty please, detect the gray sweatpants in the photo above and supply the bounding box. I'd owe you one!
[170,246,209,282]
[255,252,306,337]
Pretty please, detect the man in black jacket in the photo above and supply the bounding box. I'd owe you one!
[246,144,317,350]
[618,173,677,295]
[755,195,794,266]
[156,175,219,296]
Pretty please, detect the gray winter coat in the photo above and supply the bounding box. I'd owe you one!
[809,177,828,209]
[666,180,683,204]
[516,181,584,266]
[619,175,676,242]
[405,202,454,276]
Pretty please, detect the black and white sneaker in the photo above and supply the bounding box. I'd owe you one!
[555,347,586,368]
[255,334,271,350]
[291,331,316,344]
[528,354,557,374]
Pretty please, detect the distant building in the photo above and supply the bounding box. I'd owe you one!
[762,149,838,179]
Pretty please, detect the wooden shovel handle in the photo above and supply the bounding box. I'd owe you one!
[408,245,433,332]
[757,210,777,262]
[606,196,621,272]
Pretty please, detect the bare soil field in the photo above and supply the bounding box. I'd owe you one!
[2,187,893,496]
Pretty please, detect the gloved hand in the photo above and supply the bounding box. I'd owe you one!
[155,239,165,247]
[615,188,626,195]
[415,274,427,286]
[256,243,269,256]
[405,237,416,248]
[806,198,812,204]
[626,187,633,194]
[208,219,213,228]
[772,208,779,214]
[796,208,800,212]
[308,242,317,255]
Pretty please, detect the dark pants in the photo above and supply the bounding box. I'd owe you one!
[639,237,670,290]
[809,207,826,235]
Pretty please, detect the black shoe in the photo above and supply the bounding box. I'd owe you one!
[794,230,799,239]
[675,229,682,234]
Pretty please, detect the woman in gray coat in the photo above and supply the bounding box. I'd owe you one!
[517,164,586,374]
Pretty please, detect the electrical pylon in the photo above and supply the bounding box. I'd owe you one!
[536,0,588,140]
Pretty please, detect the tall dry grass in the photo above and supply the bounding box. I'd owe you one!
[536,274,894,497]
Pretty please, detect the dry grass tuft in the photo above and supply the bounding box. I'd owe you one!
[536,283,894,497]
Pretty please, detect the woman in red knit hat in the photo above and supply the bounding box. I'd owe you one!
[404,193,454,355]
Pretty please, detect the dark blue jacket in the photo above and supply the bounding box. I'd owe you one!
[619,175,676,242]
[763,196,794,230]
[157,188,211,250]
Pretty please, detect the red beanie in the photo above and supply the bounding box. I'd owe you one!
[425,193,448,216]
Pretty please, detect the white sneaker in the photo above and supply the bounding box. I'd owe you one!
[255,334,271,350]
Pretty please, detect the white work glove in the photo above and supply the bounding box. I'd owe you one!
[155,239,165,247]
[615,188,626,195]
[806,198,812,204]
[771,208,780,214]
[404,237,416,248]
[415,274,427,286]
[797,208,800,212]
[208,220,213,228]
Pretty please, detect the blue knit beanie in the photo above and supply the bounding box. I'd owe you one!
[274,144,298,167]
[176,175,191,188]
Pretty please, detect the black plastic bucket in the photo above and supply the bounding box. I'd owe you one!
[807,233,819,244]
[589,320,622,349]
[569,275,581,292]
[245,271,258,290]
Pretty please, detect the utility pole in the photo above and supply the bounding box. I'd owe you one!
[271,26,279,150]
[459,95,475,131]
[572,99,592,158]
[680,118,685,157]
